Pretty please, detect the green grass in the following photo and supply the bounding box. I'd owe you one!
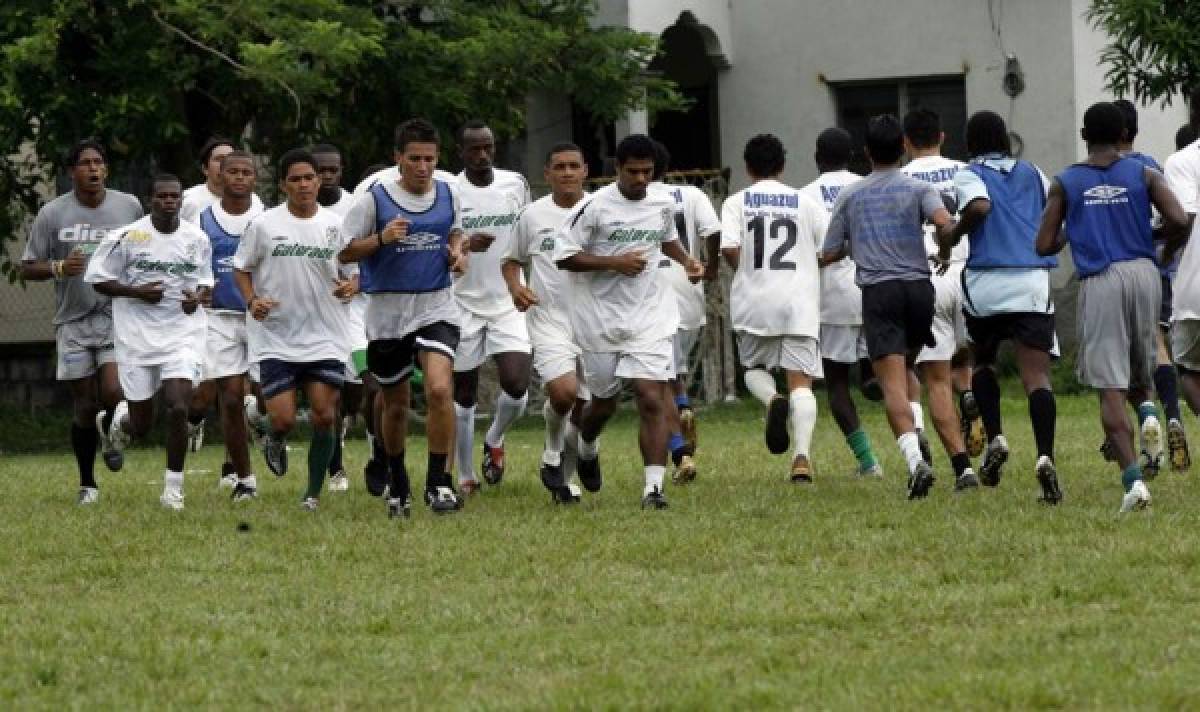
[3,392,1200,709]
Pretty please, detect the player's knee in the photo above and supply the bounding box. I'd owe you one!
[546,384,575,414]
[426,378,453,407]
[309,406,337,432]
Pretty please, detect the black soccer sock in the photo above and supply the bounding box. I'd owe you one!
[71,423,99,489]
[1028,388,1057,460]
[370,432,386,464]
[951,452,971,478]
[388,451,409,499]
[1155,364,1183,422]
[221,460,236,477]
[188,412,205,426]
[328,432,344,475]
[972,368,1003,440]
[426,452,449,491]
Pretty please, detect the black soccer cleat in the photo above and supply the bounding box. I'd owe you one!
[979,435,1009,487]
[577,455,603,493]
[907,462,936,500]
[425,481,464,515]
[1035,456,1062,505]
[363,458,388,497]
[231,482,258,502]
[387,494,412,519]
[263,434,288,477]
[540,461,578,504]
[641,487,669,510]
[917,429,933,466]
[954,469,980,492]
[765,396,790,455]
[481,442,505,485]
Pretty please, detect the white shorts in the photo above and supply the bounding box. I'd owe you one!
[819,324,867,364]
[120,358,202,402]
[672,328,701,377]
[453,308,531,372]
[55,312,116,381]
[582,339,674,399]
[737,332,823,378]
[1173,319,1200,372]
[916,273,967,364]
[533,340,591,400]
[203,311,249,380]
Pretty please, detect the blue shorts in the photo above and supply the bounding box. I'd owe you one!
[259,358,346,399]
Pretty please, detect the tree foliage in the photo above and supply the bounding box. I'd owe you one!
[0,0,683,279]
[1087,0,1200,105]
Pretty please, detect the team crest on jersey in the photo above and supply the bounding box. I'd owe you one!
[1082,184,1128,203]
[325,226,341,247]
[124,229,153,244]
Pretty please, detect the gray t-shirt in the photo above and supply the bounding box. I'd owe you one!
[821,169,944,287]
[21,189,144,324]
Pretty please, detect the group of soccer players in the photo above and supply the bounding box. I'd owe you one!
[22,88,1200,515]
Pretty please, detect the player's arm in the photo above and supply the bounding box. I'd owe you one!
[502,260,537,311]
[553,200,644,275]
[662,238,704,281]
[1164,152,1197,234]
[19,213,77,281]
[718,196,741,269]
[338,197,391,263]
[447,227,467,274]
[1149,168,1191,264]
[1035,179,1068,256]
[816,214,847,267]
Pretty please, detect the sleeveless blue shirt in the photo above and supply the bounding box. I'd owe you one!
[361,180,455,293]
[1057,157,1154,279]
[200,205,246,311]
[965,160,1056,270]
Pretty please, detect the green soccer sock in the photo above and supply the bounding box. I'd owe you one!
[306,429,336,499]
[847,429,878,469]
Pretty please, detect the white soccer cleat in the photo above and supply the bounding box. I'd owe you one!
[218,473,238,490]
[1141,415,1164,478]
[108,401,131,454]
[78,487,99,505]
[160,488,185,511]
[1119,479,1151,513]
[327,470,350,492]
[187,419,205,452]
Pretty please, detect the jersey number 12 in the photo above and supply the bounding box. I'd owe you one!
[748,216,797,270]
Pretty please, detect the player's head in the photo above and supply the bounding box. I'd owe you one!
[218,150,257,201]
[393,118,439,192]
[965,110,1011,158]
[902,108,943,154]
[614,134,657,200]
[652,140,670,181]
[1113,98,1138,145]
[459,119,495,173]
[814,128,852,173]
[278,148,319,211]
[65,138,108,195]
[864,114,905,167]
[544,142,587,199]
[149,173,183,222]
[1177,123,1198,151]
[743,134,786,180]
[199,137,236,182]
[1081,101,1124,147]
[311,143,343,190]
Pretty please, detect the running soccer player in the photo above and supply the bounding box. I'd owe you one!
[1036,101,1189,512]
[651,141,720,484]
[504,142,591,503]
[20,139,143,505]
[940,110,1061,503]
[722,134,829,483]
[233,149,357,512]
[87,174,213,510]
[900,109,983,468]
[820,115,965,499]
[555,133,704,509]
[339,118,469,518]
[800,127,882,478]
[180,137,265,225]
[451,120,532,495]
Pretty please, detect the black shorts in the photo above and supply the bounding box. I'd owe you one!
[965,312,1056,364]
[861,280,936,360]
[1160,274,1173,329]
[259,358,346,400]
[367,321,460,386]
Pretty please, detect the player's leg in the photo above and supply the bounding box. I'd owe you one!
[482,349,532,485]
[905,368,929,463]
[632,376,670,508]
[576,351,621,494]
[67,376,102,501]
[1172,320,1200,418]
[966,314,1009,487]
[420,345,462,513]
[217,374,256,500]
[452,367,481,493]
[918,359,977,491]
[159,376,194,510]
[300,373,342,509]
[361,373,387,482]
[821,325,880,477]
[260,360,300,478]
[953,345,984,458]
[737,333,789,455]
[64,319,117,502]
[187,379,215,453]
[673,328,700,452]
[539,354,581,502]
[780,336,821,484]
[1014,338,1060,503]
[1154,329,1189,470]
[326,377,363,492]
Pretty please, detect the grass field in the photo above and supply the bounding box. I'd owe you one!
[3,390,1200,709]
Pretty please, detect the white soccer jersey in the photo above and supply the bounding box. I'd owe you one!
[721,179,827,338]
[902,155,969,263]
[453,169,531,319]
[553,182,680,351]
[322,187,366,350]
[85,216,213,366]
[653,182,720,330]
[181,183,264,224]
[233,205,350,364]
[351,165,458,197]
[324,187,356,217]
[800,170,863,326]
[509,193,585,345]
[1165,140,1200,214]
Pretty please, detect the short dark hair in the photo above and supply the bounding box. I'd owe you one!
[743,134,786,177]
[279,148,317,177]
[965,111,1011,157]
[64,138,107,168]
[358,163,388,184]
[1083,101,1125,145]
[815,127,852,168]
[1113,98,1138,141]
[219,149,255,168]
[865,114,904,165]
[310,143,341,158]
[902,108,941,149]
[545,142,583,165]
[652,140,670,180]
[150,173,182,193]
[394,118,439,153]
[199,136,235,166]
[1177,123,1198,151]
[615,134,657,165]
[458,119,490,144]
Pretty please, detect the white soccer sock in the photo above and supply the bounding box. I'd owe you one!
[897,432,924,474]
[485,391,528,447]
[744,368,778,407]
[542,399,567,466]
[244,397,265,426]
[578,430,599,460]
[240,474,258,489]
[563,421,581,477]
[644,465,666,495]
[164,469,184,492]
[789,387,818,458]
[454,403,477,482]
[910,401,925,432]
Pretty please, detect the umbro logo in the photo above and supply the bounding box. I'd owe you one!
[606,221,624,228]
[272,235,288,241]
[1083,185,1127,200]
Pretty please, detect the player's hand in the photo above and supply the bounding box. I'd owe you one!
[467,233,496,253]
[929,253,952,277]
[703,259,719,282]
[448,245,468,275]
[196,286,212,309]
[249,295,278,321]
[136,281,165,304]
[181,289,200,315]
[612,250,648,276]
[62,248,87,277]
[510,284,539,312]
[684,258,705,283]
[381,218,410,245]
[332,276,358,303]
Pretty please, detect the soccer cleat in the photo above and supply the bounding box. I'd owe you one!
[680,407,698,452]
[1140,450,1163,480]
[481,442,506,485]
[1119,479,1151,513]
[387,495,412,519]
[263,434,288,477]
[979,435,1009,487]
[187,419,205,453]
[78,487,99,505]
[425,485,463,514]
[641,487,669,510]
[301,497,319,512]
[327,470,350,492]
[363,458,388,497]
[672,454,698,485]
[459,478,483,497]
[960,392,985,458]
[954,468,980,491]
[916,429,933,466]
[94,409,124,472]
[577,455,603,493]
[855,463,884,478]
[789,454,814,484]
[218,473,238,490]
[1035,455,1062,505]
[1168,419,1190,471]
[540,461,579,504]
[1099,439,1117,462]
[907,462,936,500]
[160,489,185,511]
[1141,415,1164,479]
[765,396,790,455]
[231,482,258,502]
[102,401,131,472]
[861,376,883,402]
